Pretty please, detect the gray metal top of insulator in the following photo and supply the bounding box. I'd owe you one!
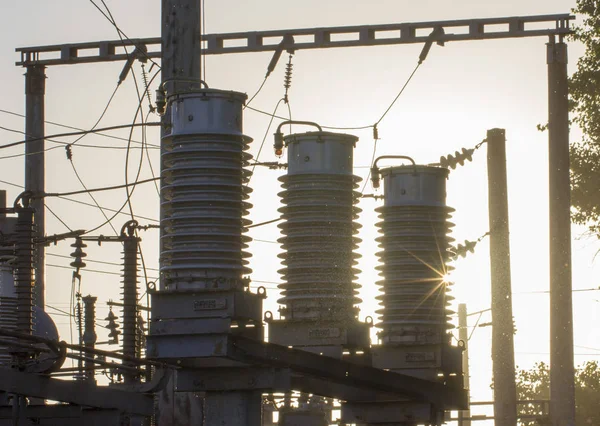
[171,88,248,102]
[380,165,449,207]
[284,131,358,176]
[168,88,249,138]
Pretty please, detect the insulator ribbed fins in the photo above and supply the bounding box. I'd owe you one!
[278,168,362,321]
[161,134,253,288]
[376,167,455,344]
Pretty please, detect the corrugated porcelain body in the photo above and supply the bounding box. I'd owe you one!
[160,90,253,290]
[121,235,138,380]
[277,132,362,321]
[0,257,16,365]
[375,165,455,345]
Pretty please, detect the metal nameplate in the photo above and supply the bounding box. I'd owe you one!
[405,352,436,362]
[308,328,341,339]
[193,298,227,311]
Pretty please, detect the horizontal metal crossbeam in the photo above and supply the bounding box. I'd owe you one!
[16,14,573,67]
[0,367,154,416]
[227,336,467,409]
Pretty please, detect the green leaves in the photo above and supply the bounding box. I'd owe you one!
[514,361,600,425]
[569,0,600,233]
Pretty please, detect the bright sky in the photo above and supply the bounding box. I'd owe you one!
[1,0,598,424]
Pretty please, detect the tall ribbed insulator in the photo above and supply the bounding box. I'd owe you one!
[14,207,34,336]
[0,253,17,366]
[82,295,97,382]
[121,226,139,383]
[375,165,455,345]
[277,132,362,321]
[161,89,252,291]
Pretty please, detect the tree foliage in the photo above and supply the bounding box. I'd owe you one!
[569,0,600,232]
[515,361,600,425]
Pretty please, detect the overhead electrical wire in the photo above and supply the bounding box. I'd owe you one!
[69,158,119,237]
[88,0,161,70]
[248,98,286,182]
[0,122,161,151]
[39,177,160,199]
[69,84,121,147]
[0,178,157,224]
[0,108,151,147]
[45,204,73,233]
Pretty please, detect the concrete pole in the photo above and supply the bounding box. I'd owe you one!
[486,128,517,426]
[546,36,575,426]
[457,304,471,426]
[159,2,204,425]
[25,65,46,310]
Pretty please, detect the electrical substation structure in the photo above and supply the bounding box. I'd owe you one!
[0,3,576,426]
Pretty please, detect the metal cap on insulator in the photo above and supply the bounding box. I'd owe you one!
[284,132,358,176]
[166,89,248,138]
[380,165,449,208]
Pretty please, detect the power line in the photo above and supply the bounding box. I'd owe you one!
[249,98,286,182]
[47,253,159,272]
[70,84,120,147]
[87,0,161,70]
[374,62,421,127]
[0,122,161,150]
[248,217,282,228]
[40,177,160,198]
[45,204,73,232]
[0,108,153,147]
[69,158,119,237]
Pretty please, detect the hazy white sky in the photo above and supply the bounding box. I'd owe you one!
[0,0,598,422]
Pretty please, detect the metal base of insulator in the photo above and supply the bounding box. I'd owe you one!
[277,174,362,322]
[267,318,372,357]
[375,205,455,345]
[147,289,264,364]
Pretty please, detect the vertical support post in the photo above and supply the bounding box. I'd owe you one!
[546,36,575,426]
[82,295,97,383]
[24,65,46,310]
[158,2,206,425]
[457,304,471,426]
[486,128,517,426]
[204,392,262,426]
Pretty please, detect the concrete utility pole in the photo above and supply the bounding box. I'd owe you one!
[546,36,575,426]
[457,304,471,426]
[158,1,204,425]
[486,128,517,426]
[25,65,46,309]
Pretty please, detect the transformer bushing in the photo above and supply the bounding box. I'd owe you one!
[375,165,454,345]
[160,89,253,291]
[370,163,462,383]
[148,89,264,364]
[342,163,463,426]
[268,131,370,358]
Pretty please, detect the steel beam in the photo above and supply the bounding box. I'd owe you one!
[227,336,467,409]
[16,14,573,67]
[0,367,153,416]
